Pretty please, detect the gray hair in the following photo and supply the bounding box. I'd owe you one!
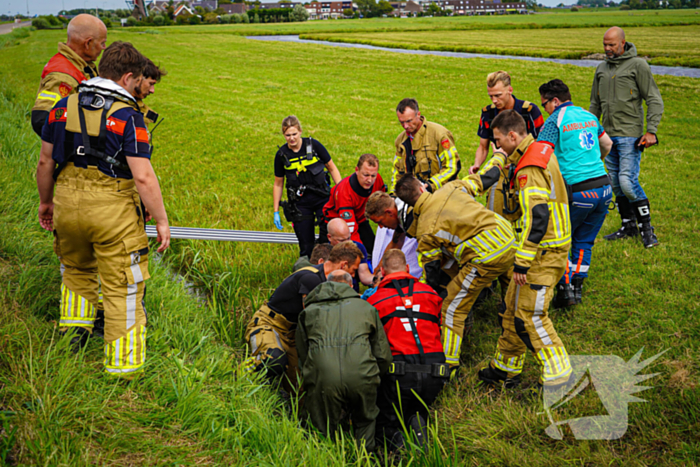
[328,270,353,286]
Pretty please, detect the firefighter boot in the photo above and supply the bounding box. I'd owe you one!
[92,306,105,338]
[604,196,639,241]
[553,283,576,309]
[572,276,585,305]
[62,327,91,353]
[408,414,427,447]
[478,365,521,389]
[632,199,659,249]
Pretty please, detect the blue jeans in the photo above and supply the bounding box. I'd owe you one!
[605,137,647,202]
[559,185,613,283]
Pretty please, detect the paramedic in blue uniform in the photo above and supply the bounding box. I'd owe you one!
[537,79,613,308]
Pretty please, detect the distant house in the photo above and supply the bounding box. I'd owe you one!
[220,2,249,14]
[419,0,527,15]
[192,0,218,11]
[173,3,194,16]
[305,1,346,19]
[389,0,421,15]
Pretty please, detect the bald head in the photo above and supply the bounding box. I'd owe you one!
[327,218,351,246]
[67,14,108,63]
[603,27,626,59]
[328,270,354,287]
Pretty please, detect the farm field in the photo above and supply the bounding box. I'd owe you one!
[302,24,700,67]
[1,24,699,465]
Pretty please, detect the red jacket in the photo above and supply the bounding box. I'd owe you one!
[367,272,444,360]
[323,172,385,243]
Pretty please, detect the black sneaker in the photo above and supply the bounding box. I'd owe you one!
[478,366,521,389]
[571,277,584,305]
[553,283,576,309]
[640,225,659,249]
[604,221,639,241]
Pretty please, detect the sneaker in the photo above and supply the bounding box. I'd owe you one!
[478,366,521,389]
[640,225,659,249]
[604,221,639,241]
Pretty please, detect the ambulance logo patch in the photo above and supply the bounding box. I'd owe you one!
[58,82,72,97]
[441,138,451,150]
[518,175,528,188]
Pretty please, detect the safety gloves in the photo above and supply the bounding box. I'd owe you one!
[273,211,283,231]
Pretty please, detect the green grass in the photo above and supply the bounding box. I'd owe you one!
[124,9,700,36]
[1,26,699,465]
[301,24,700,67]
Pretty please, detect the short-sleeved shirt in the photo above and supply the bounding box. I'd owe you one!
[274,138,332,206]
[267,264,326,322]
[537,102,607,186]
[274,138,331,178]
[41,96,151,179]
[478,96,544,143]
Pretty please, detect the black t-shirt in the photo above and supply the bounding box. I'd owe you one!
[267,264,326,322]
[274,138,331,178]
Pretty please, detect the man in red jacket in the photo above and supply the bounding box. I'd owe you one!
[367,249,449,449]
[323,153,386,255]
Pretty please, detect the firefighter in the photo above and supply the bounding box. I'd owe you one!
[394,175,516,369]
[36,42,170,375]
[476,110,573,390]
[367,249,448,449]
[244,242,362,389]
[323,153,386,254]
[298,271,392,452]
[537,79,613,308]
[391,98,461,194]
[273,116,342,258]
[31,14,107,137]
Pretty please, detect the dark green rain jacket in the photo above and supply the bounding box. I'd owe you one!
[298,282,392,390]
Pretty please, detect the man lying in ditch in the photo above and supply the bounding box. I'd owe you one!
[242,241,363,391]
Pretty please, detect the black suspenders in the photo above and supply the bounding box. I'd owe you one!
[391,278,426,365]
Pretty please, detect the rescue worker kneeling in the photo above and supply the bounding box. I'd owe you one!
[35,42,171,375]
[297,271,392,451]
[244,241,363,388]
[367,250,448,449]
[394,175,516,369]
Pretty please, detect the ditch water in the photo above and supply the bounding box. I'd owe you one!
[247,35,700,79]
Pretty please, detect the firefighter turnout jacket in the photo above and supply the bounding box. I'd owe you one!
[392,117,461,193]
[32,43,98,137]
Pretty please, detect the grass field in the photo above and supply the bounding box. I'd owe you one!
[301,24,700,67]
[1,22,699,465]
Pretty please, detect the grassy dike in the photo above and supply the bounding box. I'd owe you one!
[1,26,700,465]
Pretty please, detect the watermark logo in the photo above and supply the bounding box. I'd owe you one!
[541,348,666,440]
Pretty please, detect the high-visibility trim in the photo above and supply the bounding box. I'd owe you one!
[417,248,441,283]
[531,286,553,346]
[59,283,96,328]
[38,91,61,104]
[492,351,525,374]
[536,346,572,382]
[442,328,460,365]
[430,146,459,189]
[104,324,146,374]
[444,267,477,328]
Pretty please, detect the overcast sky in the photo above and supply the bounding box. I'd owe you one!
[6,0,564,17]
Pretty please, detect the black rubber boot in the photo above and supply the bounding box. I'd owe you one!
[571,276,584,305]
[92,307,105,338]
[478,365,521,389]
[604,196,639,241]
[553,283,576,309]
[408,414,427,447]
[632,199,659,248]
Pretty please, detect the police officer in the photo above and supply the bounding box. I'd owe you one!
[273,116,342,258]
[367,249,448,449]
[476,110,573,390]
[394,176,516,370]
[537,79,613,308]
[244,242,362,389]
[31,14,107,137]
[298,271,392,452]
[392,98,461,194]
[36,42,170,376]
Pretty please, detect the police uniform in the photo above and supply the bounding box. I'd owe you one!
[538,102,612,304]
[32,43,98,137]
[391,117,461,194]
[477,96,544,219]
[367,271,448,448]
[43,77,152,376]
[274,138,332,258]
[244,264,326,387]
[478,135,573,387]
[323,172,386,254]
[409,181,516,368]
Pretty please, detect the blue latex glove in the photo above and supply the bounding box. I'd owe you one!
[361,287,377,301]
[274,211,283,230]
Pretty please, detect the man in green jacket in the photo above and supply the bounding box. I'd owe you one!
[590,26,664,249]
[297,272,392,451]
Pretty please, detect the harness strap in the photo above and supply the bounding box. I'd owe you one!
[391,278,426,364]
[380,311,440,326]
